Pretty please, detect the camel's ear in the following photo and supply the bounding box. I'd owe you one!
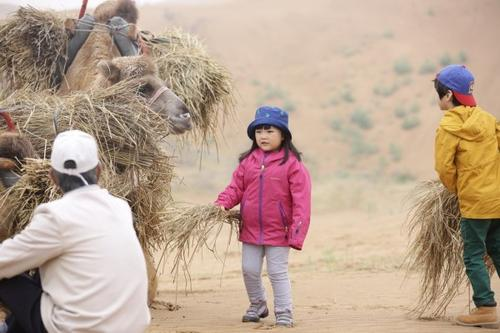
[64,18,77,38]
[127,24,139,41]
[97,60,121,84]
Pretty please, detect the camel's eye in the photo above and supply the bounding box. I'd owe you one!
[139,82,154,96]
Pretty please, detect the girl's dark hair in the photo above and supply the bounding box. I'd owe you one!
[434,79,461,106]
[239,124,302,164]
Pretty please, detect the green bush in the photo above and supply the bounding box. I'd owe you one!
[374,83,399,97]
[383,30,394,39]
[330,118,343,131]
[340,89,355,103]
[393,171,416,183]
[419,59,436,74]
[394,106,406,118]
[283,99,296,112]
[341,127,378,156]
[410,103,420,113]
[389,143,402,162]
[457,51,468,63]
[401,116,421,130]
[351,108,373,130]
[394,58,412,75]
[439,53,452,66]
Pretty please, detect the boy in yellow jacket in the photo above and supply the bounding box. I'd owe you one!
[434,64,500,328]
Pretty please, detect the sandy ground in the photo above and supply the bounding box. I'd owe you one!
[147,207,500,333]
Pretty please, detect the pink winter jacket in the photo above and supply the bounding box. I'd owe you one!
[216,148,311,250]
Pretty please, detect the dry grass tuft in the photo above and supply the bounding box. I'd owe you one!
[0,7,66,94]
[141,29,236,144]
[404,180,494,318]
[157,204,240,283]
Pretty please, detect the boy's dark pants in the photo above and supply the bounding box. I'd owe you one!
[0,271,46,333]
[461,218,500,307]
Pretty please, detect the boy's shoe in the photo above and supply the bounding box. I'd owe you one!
[242,301,269,322]
[455,306,499,328]
[275,310,293,327]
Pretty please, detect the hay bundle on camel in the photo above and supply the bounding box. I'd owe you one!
[0,2,237,303]
[141,29,235,142]
[0,82,174,253]
[0,7,66,93]
[0,6,235,140]
[404,180,494,318]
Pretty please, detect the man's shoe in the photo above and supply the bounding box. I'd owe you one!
[242,301,269,322]
[456,306,499,328]
[275,310,293,327]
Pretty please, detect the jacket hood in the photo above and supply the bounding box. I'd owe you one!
[440,106,496,141]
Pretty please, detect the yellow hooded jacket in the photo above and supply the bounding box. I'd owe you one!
[435,105,500,218]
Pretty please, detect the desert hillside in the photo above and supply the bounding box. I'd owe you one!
[134,0,500,204]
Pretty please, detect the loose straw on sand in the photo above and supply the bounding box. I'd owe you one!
[157,204,240,285]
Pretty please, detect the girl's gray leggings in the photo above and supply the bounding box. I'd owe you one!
[242,243,292,313]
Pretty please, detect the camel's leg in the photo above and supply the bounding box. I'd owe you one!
[144,250,158,305]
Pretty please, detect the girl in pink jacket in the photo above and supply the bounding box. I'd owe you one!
[216,106,311,327]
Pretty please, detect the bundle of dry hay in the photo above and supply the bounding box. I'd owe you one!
[0,159,56,239]
[158,204,240,284]
[141,29,235,143]
[0,7,235,141]
[0,81,174,253]
[404,180,494,318]
[0,7,66,94]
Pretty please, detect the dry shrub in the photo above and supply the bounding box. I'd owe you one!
[404,180,494,318]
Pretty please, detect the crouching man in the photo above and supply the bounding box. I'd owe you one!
[0,130,150,333]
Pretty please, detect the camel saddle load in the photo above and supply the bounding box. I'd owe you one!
[0,0,236,305]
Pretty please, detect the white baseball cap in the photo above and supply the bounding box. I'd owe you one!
[51,130,99,185]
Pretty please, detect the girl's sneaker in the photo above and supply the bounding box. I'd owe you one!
[242,301,269,322]
[275,310,293,327]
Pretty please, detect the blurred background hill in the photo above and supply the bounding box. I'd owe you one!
[2,0,500,212]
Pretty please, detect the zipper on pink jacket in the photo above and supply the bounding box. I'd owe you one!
[258,152,268,244]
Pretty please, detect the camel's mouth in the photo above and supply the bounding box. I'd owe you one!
[169,113,192,134]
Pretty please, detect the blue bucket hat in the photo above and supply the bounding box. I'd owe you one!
[247,106,291,139]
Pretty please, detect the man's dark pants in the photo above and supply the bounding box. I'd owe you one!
[0,271,46,333]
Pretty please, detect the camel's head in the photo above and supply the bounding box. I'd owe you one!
[0,131,36,188]
[96,55,192,135]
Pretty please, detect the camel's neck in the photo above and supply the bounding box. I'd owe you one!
[86,25,119,65]
[58,25,121,94]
